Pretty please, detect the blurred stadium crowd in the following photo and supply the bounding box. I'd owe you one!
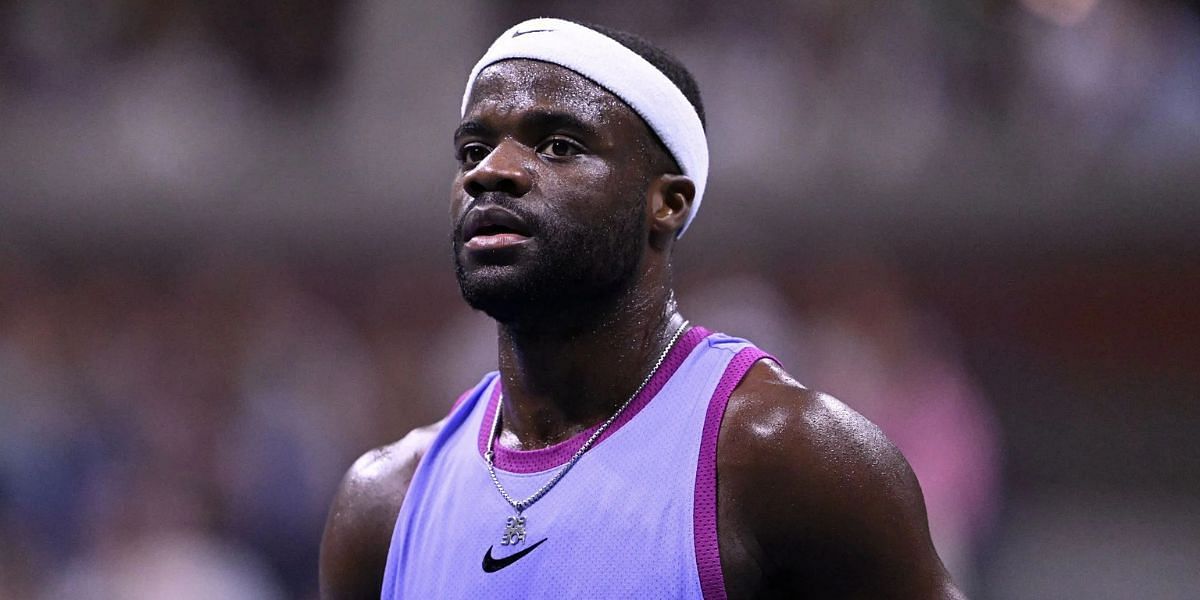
[0,254,430,598]
[2,1,1198,599]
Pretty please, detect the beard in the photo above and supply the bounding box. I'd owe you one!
[453,194,647,328]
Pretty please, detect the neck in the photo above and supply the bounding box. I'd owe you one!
[494,272,685,450]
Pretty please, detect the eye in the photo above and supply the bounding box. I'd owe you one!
[458,143,491,166]
[536,138,584,158]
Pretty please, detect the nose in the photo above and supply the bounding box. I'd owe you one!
[463,140,533,198]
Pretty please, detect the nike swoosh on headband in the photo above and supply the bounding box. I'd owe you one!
[511,28,554,37]
[481,538,549,573]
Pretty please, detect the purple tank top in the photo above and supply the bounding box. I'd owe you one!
[382,327,772,599]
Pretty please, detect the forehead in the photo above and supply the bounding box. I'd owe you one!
[463,59,638,129]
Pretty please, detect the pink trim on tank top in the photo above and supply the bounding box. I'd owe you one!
[694,347,774,600]
[477,326,710,474]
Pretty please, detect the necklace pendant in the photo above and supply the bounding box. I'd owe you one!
[500,515,527,546]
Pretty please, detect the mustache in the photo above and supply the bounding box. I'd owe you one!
[454,193,542,240]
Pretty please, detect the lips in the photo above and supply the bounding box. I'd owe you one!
[462,206,534,250]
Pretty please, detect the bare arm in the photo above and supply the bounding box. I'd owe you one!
[720,361,964,599]
[319,420,444,600]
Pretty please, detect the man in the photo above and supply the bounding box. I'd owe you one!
[320,18,964,599]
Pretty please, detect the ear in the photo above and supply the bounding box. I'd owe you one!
[646,174,695,249]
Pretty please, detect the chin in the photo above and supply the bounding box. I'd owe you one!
[457,267,643,332]
[451,214,647,326]
[455,263,537,323]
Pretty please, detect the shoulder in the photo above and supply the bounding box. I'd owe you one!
[718,359,960,597]
[319,419,445,600]
[721,360,915,500]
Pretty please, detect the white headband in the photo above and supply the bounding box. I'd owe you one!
[461,18,708,237]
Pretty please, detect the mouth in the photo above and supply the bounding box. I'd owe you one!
[462,207,534,251]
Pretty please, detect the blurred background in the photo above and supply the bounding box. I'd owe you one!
[1,0,1198,598]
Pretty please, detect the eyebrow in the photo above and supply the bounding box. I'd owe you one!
[453,120,492,141]
[521,110,603,141]
[453,109,605,144]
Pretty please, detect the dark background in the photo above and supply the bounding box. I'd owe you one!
[1,1,1197,598]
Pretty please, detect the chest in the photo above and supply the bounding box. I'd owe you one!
[386,333,772,599]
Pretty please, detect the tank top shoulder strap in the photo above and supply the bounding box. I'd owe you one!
[693,332,777,600]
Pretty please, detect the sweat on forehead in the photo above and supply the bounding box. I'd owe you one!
[465,60,630,122]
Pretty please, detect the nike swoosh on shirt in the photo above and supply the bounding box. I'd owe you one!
[481,538,548,573]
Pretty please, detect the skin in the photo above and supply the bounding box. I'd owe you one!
[320,59,965,599]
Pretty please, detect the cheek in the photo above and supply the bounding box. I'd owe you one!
[541,174,643,236]
[537,157,626,203]
[536,167,617,225]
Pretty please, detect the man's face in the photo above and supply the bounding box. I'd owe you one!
[451,59,660,324]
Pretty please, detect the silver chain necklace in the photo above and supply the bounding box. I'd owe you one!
[484,319,690,546]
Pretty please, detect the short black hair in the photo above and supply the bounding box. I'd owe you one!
[582,23,706,130]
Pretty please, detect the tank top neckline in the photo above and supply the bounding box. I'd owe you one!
[476,325,711,474]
